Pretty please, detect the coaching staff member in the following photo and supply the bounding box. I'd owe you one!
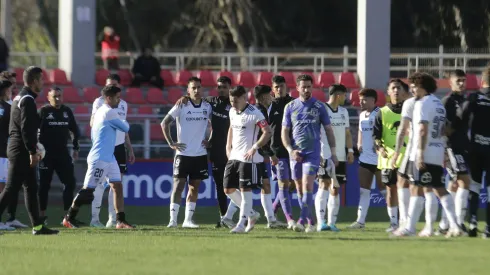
[0,66,58,235]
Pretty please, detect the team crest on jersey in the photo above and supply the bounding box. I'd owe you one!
[63,112,68,118]
[341,114,345,120]
[46,113,54,119]
[310,108,318,116]
[203,110,207,115]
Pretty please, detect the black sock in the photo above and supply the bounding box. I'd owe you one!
[116,212,126,223]
[468,190,479,225]
[486,202,490,228]
[67,207,79,220]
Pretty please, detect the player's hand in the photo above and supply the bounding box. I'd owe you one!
[30,154,40,167]
[331,154,339,167]
[72,150,79,161]
[271,155,279,166]
[377,147,388,158]
[347,151,354,164]
[390,152,399,169]
[128,149,135,164]
[291,150,303,162]
[244,148,257,161]
[170,142,187,151]
[201,140,210,148]
[175,96,190,107]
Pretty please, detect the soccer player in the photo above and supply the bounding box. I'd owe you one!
[254,85,287,228]
[373,79,411,232]
[223,86,271,233]
[63,85,134,229]
[269,75,295,229]
[393,72,462,237]
[461,66,490,238]
[348,89,382,229]
[161,77,212,228]
[38,87,80,224]
[90,74,135,228]
[316,84,354,232]
[436,69,471,235]
[282,74,336,233]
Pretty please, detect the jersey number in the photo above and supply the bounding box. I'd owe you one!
[431,116,445,139]
[94,168,104,178]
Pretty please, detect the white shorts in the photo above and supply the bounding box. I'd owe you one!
[83,160,121,188]
[0,158,8,183]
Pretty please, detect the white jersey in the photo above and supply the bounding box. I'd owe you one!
[167,100,212,157]
[409,95,446,166]
[400,97,416,164]
[358,107,380,165]
[92,97,128,146]
[321,104,350,161]
[229,104,268,163]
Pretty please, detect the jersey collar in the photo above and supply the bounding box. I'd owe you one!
[189,98,203,108]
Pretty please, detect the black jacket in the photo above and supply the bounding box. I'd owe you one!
[268,95,294,158]
[206,96,231,164]
[441,92,470,149]
[0,100,11,158]
[462,88,490,152]
[38,104,80,154]
[8,87,39,157]
[255,103,274,157]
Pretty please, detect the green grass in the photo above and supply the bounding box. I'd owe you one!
[1,205,488,275]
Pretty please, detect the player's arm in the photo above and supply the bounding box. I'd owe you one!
[373,111,387,157]
[107,117,130,133]
[90,99,101,127]
[345,127,354,163]
[20,97,38,156]
[226,126,232,159]
[459,94,476,128]
[416,103,430,169]
[203,111,212,148]
[67,108,81,151]
[442,97,457,137]
[281,104,294,154]
[320,104,336,158]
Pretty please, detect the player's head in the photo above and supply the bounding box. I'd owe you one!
[481,66,490,88]
[102,84,122,108]
[358,88,377,111]
[0,71,17,96]
[408,72,437,99]
[254,85,273,107]
[229,85,247,110]
[387,79,409,104]
[106,74,121,87]
[187,77,202,100]
[143,47,153,57]
[47,87,63,108]
[217,76,232,97]
[23,66,44,93]
[272,75,287,98]
[449,69,466,93]
[0,79,13,101]
[296,74,313,100]
[328,84,347,105]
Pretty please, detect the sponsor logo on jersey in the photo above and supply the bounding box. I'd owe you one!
[63,112,69,118]
[46,113,54,119]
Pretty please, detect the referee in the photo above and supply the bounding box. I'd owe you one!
[38,87,80,224]
[0,66,58,235]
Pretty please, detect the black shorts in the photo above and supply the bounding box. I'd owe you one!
[446,147,469,178]
[318,160,347,184]
[359,161,379,174]
[406,161,444,188]
[223,160,267,189]
[114,144,127,173]
[381,168,398,186]
[173,155,209,180]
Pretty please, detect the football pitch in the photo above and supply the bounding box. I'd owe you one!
[1,206,488,275]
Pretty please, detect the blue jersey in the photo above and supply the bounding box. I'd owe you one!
[88,104,130,163]
[282,97,330,156]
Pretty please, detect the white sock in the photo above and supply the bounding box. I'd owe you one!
[238,191,252,228]
[170,203,180,222]
[108,187,116,221]
[315,189,328,224]
[439,204,448,229]
[224,190,241,220]
[261,193,275,223]
[91,183,104,222]
[184,202,196,222]
[356,188,371,224]
[406,196,424,232]
[424,192,438,232]
[327,194,340,225]
[397,188,410,225]
[455,188,469,225]
[440,194,458,229]
[387,206,398,225]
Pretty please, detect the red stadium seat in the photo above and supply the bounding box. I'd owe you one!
[138,106,154,115]
[248,90,256,105]
[208,89,218,97]
[237,71,256,88]
[289,89,299,98]
[117,69,132,86]
[85,124,92,138]
[49,68,72,86]
[42,69,51,85]
[466,74,479,90]
[74,105,90,115]
[160,70,176,87]
[146,88,168,104]
[300,72,318,87]
[197,70,215,87]
[167,88,184,104]
[83,87,101,103]
[63,87,83,103]
[339,72,359,88]
[375,90,386,107]
[257,71,274,86]
[317,72,336,88]
[349,89,360,107]
[96,69,110,86]
[279,71,296,88]
[125,88,146,104]
[312,89,327,102]
[150,124,164,141]
[217,71,235,85]
[14,68,24,84]
[436,78,450,89]
[175,70,193,86]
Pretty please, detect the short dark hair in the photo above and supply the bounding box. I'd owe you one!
[388,78,409,92]
[102,85,121,97]
[230,85,247,97]
[253,85,272,99]
[296,74,313,84]
[106,73,121,83]
[216,76,232,85]
[449,69,466,78]
[272,75,286,84]
[48,86,62,93]
[0,80,12,97]
[408,72,437,94]
[482,66,490,86]
[188,76,201,84]
[359,88,378,102]
[0,71,16,81]
[328,84,347,95]
[23,66,43,85]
